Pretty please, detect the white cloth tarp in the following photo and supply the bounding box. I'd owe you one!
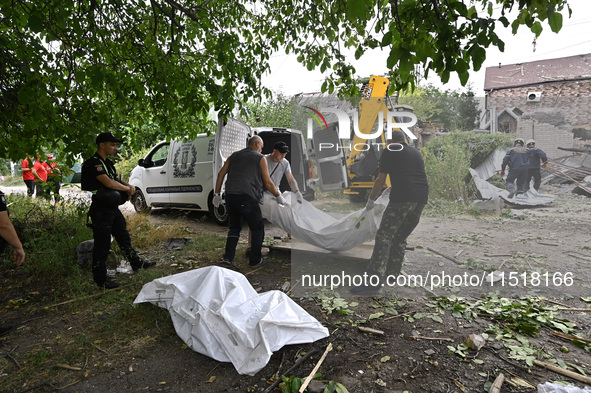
[538,382,591,393]
[260,189,390,252]
[469,168,556,206]
[133,266,329,375]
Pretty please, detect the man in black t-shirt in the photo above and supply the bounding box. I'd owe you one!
[81,132,155,289]
[352,130,429,295]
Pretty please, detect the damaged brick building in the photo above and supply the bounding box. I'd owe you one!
[483,53,591,159]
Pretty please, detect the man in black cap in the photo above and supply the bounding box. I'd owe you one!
[245,140,303,253]
[81,132,155,289]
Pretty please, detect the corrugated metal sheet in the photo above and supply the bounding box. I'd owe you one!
[474,149,506,180]
[469,168,556,206]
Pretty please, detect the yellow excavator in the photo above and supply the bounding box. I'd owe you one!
[344,75,414,202]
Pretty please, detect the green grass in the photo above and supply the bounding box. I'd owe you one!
[1,175,24,187]
[0,192,236,392]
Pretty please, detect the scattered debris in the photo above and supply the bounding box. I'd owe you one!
[534,359,591,385]
[299,343,333,393]
[165,237,192,250]
[76,239,94,267]
[56,363,82,371]
[412,335,453,342]
[358,326,384,335]
[280,281,291,292]
[488,372,505,393]
[426,246,462,265]
[464,334,486,350]
[537,381,591,392]
[262,349,321,393]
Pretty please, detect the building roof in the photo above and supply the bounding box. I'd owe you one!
[484,53,591,91]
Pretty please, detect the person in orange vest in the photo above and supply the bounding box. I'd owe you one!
[31,155,48,199]
[43,154,61,202]
[21,154,35,197]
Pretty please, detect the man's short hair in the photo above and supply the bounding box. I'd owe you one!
[248,135,263,147]
[390,130,406,143]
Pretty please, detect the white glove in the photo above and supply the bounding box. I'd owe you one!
[276,195,286,206]
[213,194,223,208]
[365,198,375,211]
[294,190,303,204]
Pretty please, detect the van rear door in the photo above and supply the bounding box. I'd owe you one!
[213,118,251,193]
[309,122,348,191]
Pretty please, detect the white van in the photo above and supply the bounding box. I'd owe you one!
[128,119,315,225]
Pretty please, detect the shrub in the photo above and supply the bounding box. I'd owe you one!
[423,131,513,203]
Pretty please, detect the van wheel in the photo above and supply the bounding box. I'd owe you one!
[212,204,229,226]
[132,189,151,213]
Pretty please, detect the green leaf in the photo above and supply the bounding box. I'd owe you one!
[549,12,563,33]
[17,87,34,105]
[334,382,350,393]
[27,12,44,33]
[531,21,543,37]
[346,0,367,22]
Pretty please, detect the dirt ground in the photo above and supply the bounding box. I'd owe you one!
[1,184,591,393]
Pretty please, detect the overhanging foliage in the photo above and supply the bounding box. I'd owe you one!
[0,0,570,164]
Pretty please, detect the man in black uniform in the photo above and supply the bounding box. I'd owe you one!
[81,132,155,289]
[526,139,548,191]
[353,130,429,295]
[501,138,530,198]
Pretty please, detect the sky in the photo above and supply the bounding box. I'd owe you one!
[261,0,591,97]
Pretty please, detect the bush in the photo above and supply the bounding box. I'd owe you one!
[423,131,513,203]
[423,144,471,203]
[2,193,92,282]
[113,147,151,182]
[426,131,512,168]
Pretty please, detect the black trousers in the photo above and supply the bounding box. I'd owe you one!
[223,193,265,265]
[88,201,141,284]
[527,168,542,191]
[24,180,35,197]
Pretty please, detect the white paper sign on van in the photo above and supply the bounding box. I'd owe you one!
[173,143,197,178]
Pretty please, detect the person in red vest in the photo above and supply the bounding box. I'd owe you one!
[32,156,48,199]
[21,154,35,197]
[43,154,61,201]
